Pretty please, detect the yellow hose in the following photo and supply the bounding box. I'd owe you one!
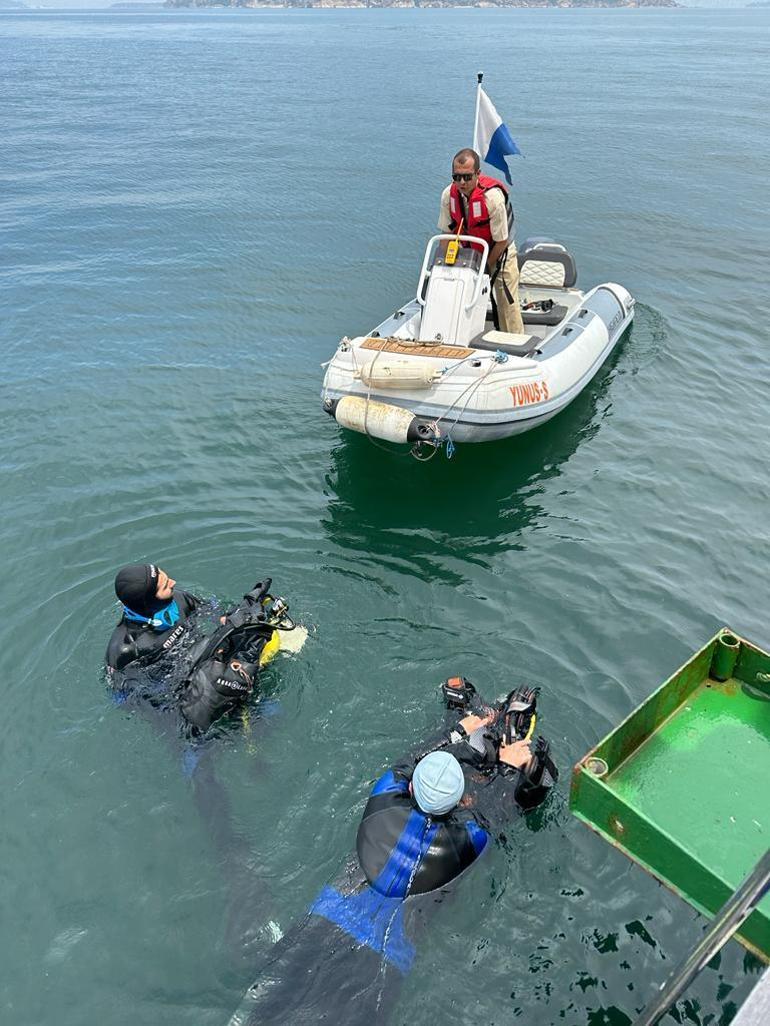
[523,712,537,743]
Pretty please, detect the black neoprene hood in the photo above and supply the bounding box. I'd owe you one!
[114,563,165,617]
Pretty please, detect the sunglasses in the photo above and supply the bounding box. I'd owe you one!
[452,172,476,183]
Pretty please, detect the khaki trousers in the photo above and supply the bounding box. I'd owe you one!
[492,246,524,334]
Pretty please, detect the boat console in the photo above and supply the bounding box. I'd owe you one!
[417,234,490,347]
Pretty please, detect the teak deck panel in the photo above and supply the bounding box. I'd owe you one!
[360,337,475,359]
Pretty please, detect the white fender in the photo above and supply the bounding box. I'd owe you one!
[335,396,414,444]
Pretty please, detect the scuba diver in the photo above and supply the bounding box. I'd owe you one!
[230,679,558,1026]
[105,562,298,734]
[105,563,303,962]
[106,562,200,675]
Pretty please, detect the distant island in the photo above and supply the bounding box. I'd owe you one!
[166,0,680,7]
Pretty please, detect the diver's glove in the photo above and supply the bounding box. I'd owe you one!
[242,578,273,609]
[512,736,559,810]
[441,676,477,711]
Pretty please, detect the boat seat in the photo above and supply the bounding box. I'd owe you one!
[475,330,540,356]
[522,303,568,327]
[518,238,577,289]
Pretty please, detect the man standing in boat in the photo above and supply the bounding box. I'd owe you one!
[439,148,524,334]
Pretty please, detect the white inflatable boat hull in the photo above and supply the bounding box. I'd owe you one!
[321,238,634,446]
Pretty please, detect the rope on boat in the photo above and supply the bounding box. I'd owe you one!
[409,347,507,461]
[411,354,499,460]
[349,339,502,463]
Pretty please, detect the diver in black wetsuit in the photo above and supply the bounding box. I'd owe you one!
[105,562,200,677]
[105,563,295,734]
[105,563,300,961]
[232,680,558,1026]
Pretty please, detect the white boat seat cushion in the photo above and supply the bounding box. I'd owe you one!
[519,259,568,287]
[475,331,539,356]
[517,242,577,289]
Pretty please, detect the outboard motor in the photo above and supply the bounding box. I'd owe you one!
[417,234,490,346]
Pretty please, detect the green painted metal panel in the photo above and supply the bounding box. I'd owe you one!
[570,629,770,961]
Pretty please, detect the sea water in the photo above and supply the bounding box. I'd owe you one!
[1,7,769,1024]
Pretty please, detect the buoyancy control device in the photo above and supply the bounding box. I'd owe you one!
[179,578,295,732]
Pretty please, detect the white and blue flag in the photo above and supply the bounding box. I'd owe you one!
[473,85,522,185]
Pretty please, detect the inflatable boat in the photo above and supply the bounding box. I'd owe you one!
[321,236,634,450]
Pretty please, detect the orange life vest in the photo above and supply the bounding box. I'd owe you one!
[448,174,510,254]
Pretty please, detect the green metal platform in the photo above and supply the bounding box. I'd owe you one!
[570,629,770,961]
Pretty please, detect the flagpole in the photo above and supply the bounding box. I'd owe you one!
[473,71,483,155]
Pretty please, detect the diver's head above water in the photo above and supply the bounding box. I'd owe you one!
[115,563,179,628]
[411,751,465,815]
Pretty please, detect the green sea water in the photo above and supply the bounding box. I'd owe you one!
[1,7,769,1024]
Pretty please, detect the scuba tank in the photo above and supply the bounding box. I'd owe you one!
[179,578,296,733]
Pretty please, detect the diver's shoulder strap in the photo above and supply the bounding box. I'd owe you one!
[191,622,234,667]
[224,606,251,630]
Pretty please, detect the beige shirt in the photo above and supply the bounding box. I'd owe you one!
[438,183,509,242]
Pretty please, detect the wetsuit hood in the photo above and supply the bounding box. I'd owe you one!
[115,563,166,618]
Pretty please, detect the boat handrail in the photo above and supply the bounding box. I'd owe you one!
[415,234,489,313]
[633,848,770,1026]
